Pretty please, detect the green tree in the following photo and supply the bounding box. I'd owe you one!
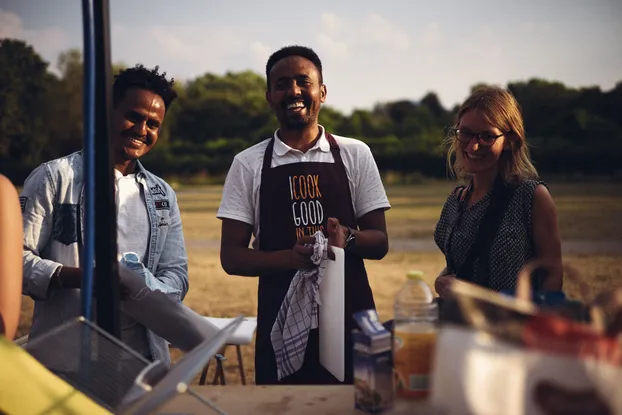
[44,49,84,159]
[0,39,52,165]
[43,53,129,161]
[3,39,622,181]
[171,71,274,145]
[318,105,346,132]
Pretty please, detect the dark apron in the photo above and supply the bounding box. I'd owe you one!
[254,133,376,385]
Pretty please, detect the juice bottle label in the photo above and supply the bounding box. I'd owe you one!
[393,328,437,398]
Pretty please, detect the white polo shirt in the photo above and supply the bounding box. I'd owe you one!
[217,126,391,248]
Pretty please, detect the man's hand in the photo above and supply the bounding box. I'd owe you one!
[289,236,316,270]
[221,218,325,276]
[327,217,347,248]
[326,209,388,260]
[51,266,83,290]
[91,268,131,300]
[435,274,456,298]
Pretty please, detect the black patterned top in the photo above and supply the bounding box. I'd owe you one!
[434,180,545,291]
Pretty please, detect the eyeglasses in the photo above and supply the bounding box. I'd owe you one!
[452,128,506,147]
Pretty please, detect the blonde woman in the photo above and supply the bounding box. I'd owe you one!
[0,174,23,340]
[433,86,563,297]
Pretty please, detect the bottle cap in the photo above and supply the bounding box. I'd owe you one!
[406,270,424,281]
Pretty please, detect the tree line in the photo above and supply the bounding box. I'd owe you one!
[1,38,621,185]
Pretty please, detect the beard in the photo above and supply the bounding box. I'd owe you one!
[278,100,317,130]
[282,113,314,130]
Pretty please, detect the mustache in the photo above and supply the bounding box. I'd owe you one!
[122,130,148,142]
[282,97,308,108]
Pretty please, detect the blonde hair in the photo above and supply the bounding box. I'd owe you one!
[444,85,538,184]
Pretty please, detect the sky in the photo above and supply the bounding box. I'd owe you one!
[1,0,621,114]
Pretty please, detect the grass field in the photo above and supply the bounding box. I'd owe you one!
[177,180,622,242]
[17,181,622,385]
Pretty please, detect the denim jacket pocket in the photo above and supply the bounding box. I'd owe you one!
[52,203,80,246]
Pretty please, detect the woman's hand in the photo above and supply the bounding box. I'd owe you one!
[434,274,457,298]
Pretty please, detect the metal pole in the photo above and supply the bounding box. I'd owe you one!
[93,0,120,338]
[80,0,95,320]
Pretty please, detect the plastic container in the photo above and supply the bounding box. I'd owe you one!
[393,270,438,399]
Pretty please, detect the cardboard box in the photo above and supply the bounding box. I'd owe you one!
[352,310,394,413]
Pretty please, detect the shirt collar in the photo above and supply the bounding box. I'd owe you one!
[114,161,145,181]
[273,125,330,156]
[80,149,146,178]
[114,169,138,182]
[134,159,147,177]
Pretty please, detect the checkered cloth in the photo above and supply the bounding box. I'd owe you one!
[271,231,328,380]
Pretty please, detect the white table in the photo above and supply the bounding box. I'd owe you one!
[198,317,257,386]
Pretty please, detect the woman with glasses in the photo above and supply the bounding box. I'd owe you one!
[433,86,563,298]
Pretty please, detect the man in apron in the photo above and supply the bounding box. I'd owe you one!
[217,45,391,385]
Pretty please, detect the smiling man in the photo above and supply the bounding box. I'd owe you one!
[20,64,188,365]
[217,45,391,385]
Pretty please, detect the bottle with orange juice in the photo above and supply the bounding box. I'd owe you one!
[393,270,438,399]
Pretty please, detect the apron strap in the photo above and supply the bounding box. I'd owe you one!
[262,137,276,173]
[325,133,342,164]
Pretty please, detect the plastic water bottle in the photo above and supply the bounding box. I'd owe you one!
[393,270,438,399]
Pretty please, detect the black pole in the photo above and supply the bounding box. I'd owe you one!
[93,0,120,338]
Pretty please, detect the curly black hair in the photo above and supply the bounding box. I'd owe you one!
[265,45,323,90]
[112,64,178,110]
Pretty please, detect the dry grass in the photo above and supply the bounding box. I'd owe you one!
[178,181,622,241]
[16,181,622,385]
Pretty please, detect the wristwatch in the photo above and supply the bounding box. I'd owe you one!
[344,226,356,251]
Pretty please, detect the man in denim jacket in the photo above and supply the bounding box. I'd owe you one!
[20,64,188,366]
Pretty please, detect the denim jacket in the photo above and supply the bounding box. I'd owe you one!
[20,151,189,366]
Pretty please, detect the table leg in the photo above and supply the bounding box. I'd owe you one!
[236,345,246,385]
[212,346,227,385]
[199,358,211,386]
